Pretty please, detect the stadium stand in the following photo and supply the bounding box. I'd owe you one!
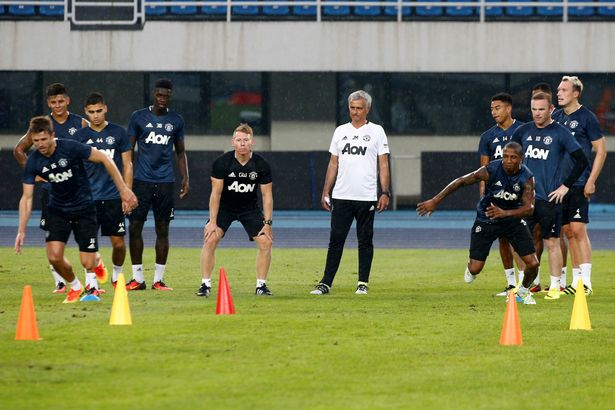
[354,0,382,17]
[171,0,198,15]
[416,0,444,17]
[323,0,351,17]
[39,0,64,16]
[146,0,168,15]
[9,2,35,16]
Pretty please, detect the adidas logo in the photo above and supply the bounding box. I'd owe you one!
[342,136,348,140]
[526,136,533,141]
[42,166,49,172]
[118,226,126,233]
[493,137,500,143]
[87,243,96,249]
[146,123,153,128]
[228,172,236,177]
[495,181,502,186]
[574,209,582,219]
[86,139,94,144]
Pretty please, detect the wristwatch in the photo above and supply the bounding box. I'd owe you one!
[381,191,391,198]
[263,219,273,226]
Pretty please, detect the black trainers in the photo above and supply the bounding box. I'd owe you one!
[196,283,211,297]
[310,283,330,295]
[255,284,273,296]
[495,284,516,297]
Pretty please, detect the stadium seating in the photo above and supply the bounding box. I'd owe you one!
[416,0,444,17]
[483,0,504,16]
[263,0,291,15]
[384,0,412,17]
[39,1,64,16]
[354,0,382,16]
[598,0,615,16]
[323,0,351,16]
[171,0,198,15]
[201,0,227,16]
[293,1,317,16]
[505,0,534,17]
[0,5,5,15]
[146,0,168,16]
[536,0,563,16]
[232,2,260,16]
[8,2,36,15]
[568,0,595,17]
[446,0,477,17]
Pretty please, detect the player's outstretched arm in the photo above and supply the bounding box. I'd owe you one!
[13,133,32,169]
[15,184,34,254]
[258,182,273,242]
[377,153,390,213]
[417,166,488,217]
[321,155,338,211]
[89,148,138,213]
[175,139,190,199]
[478,155,490,197]
[204,177,224,241]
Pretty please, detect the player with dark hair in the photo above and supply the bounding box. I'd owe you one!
[532,82,553,98]
[13,82,88,293]
[418,142,539,305]
[125,78,189,291]
[553,76,607,296]
[311,90,390,296]
[196,124,274,297]
[478,92,525,296]
[511,92,588,300]
[15,116,137,303]
[74,92,133,296]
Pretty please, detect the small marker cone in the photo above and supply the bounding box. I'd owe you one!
[109,273,132,325]
[570,278,591,330]
[216,268,236,315]
[15,285,42,341]
[499,291,522,346]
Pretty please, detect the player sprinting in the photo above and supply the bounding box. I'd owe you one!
[196,124,273,298]
[126,79,189,291]
[13,82,88,294]
[417,142,539,305]
[511,92,588,300]
[478,93,526,296]
[15,116,138,303]
[74,92,133,297]
[553,76,607,296]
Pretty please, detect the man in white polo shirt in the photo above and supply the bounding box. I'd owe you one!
[311,90,391,295]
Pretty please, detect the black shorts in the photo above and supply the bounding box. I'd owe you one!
[96,199,126,237]
[39,188,49,231]
[46,205,99,253]
[129,180,175,222]
[213,208,265,241]
[526,199,562,239]
[561,186,590,225]
[469,219,535,262]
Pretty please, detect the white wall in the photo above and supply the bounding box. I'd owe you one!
[2,21,615,72]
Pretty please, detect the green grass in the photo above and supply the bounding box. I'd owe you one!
[1,247,614,409]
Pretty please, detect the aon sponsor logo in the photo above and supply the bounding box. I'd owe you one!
[145,132,171,145]
[493,189,518,201]
[228,181,255,193]
[99,148,115,159]
[48,169,73,183]
[525,145,549,160]
[341,143,367,156]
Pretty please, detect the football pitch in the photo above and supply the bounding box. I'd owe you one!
[1,247,614,409]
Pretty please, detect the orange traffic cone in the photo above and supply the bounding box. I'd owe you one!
[109,273,132,325]
[570,278,591,330]
[15,285,42,340]
[216,268,235,315]
[499,291,522,346]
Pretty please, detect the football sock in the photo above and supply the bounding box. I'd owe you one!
[534,269,540,286]
[256,279,267,288]
[517,270,524,286]
[70,277,82,291]
[560,267,567,288]
[132,264,144,283]
[580,263,592,289]
[550,275,560,291]
[85,271,96,288]
[112,265,123,283]
[504,268,516,287]
[154,263,166,283]
[571,268,581,288]
[202,278,212,287]
[50,265,64,285]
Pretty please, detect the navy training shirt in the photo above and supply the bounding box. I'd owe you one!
[23,139,93,212]
[127,106,184,183]
[51,112,84,140]
[511,121,582,201]
[74,123,131,201]
[211,151,272,213]
[553,106,603,187]
[476,160,533,224]
[478,120,524,160]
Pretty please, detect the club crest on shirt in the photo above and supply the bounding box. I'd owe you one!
[249,171,258,181]
[58,158,68,168]
[106,136,115,145]
[165,123,174,132]
[68,127,78,135]
[513,183,520,192]
[363,135,371,142]
[543,136,552,145]
[570,120,579,129]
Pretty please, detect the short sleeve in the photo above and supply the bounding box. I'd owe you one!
[258,158,272,185]
[376,125,390,155]
[117,127,132,152]
[127,111,139,138]
[478,132,491,156]
[586,112,604,142]
[22,157,37,185]
[329,128,340,156]
[211,156,227,180]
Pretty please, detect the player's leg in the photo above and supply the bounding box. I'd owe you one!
[495,237,516,296]
[315,199,354,293]
[507,220,539,304]
[239,209,274,296]
[110,236,126,284]
[559,235,568,290]
[354,200,376,294]
[40,188,66,292]
[150,182,175,290]
[465,220,497,283]
[197,211,231,297]
[100,198,127,285]
[74,207,104,300]
[127,180,151,290]
[561,188,592,294]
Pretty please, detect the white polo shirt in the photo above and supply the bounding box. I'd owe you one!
[329,121,390,201]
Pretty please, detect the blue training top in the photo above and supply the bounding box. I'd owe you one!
[127,106,185,183]
[478,120,524,160]
[74,123,131,201]
[552,106,603,187]
[512,121,582,201]
[476,160,533,224]
[23,139,93,212]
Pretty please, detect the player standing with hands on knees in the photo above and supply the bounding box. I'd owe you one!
[311,90,390,296]
[15,116,138,303]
